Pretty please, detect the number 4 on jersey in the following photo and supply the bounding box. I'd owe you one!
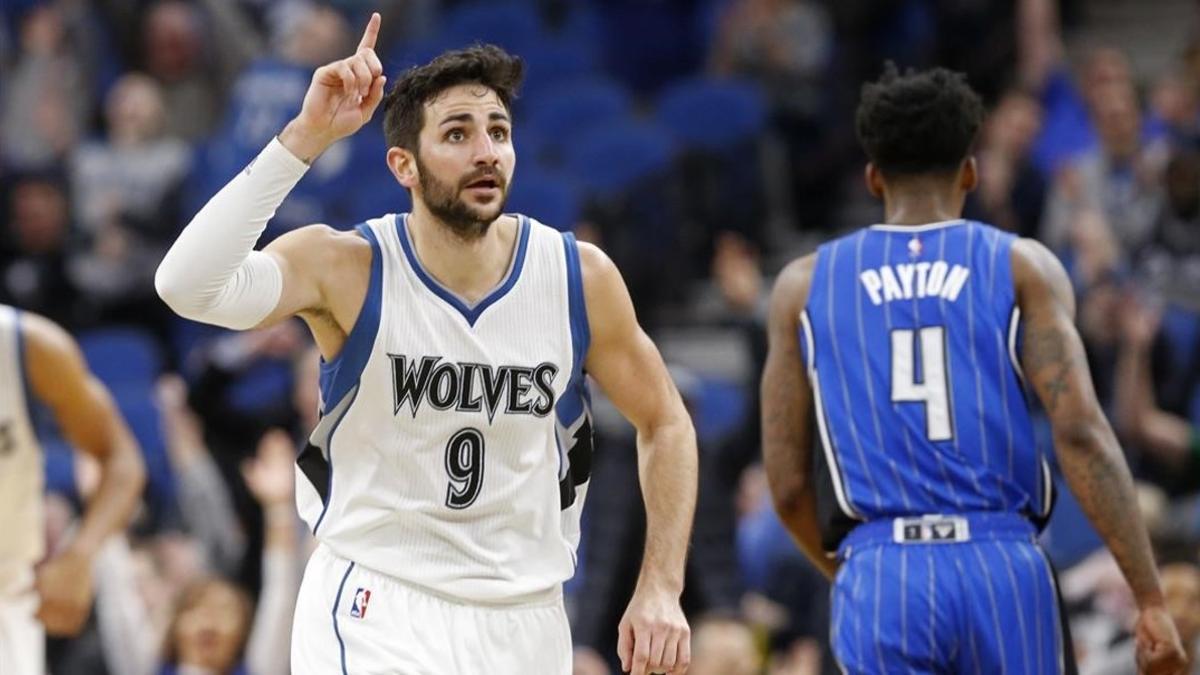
[891,327,953,442]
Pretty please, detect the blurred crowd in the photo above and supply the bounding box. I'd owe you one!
[2,0,1200,673]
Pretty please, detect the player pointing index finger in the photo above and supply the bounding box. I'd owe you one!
[155,27,698,675]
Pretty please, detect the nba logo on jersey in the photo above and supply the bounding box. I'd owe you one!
[350,588,371,619]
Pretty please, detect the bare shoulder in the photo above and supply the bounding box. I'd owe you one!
[1010,236,1073,309]
[768,253,818,319]
[266,223,372,269]
[19,312,89,402]
[576,240,624,308]
[21,311,81,367]
[576,240,619,284]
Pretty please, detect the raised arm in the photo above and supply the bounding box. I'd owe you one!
[23,312,145,636]
[155,13,385,354]
[1012,239,1186,674]
[760,255,837,580]
[579,243,696,675]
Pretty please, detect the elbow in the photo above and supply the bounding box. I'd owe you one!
[766,470,811,518]
[1051,416,1108,455]
[154,261,191,317]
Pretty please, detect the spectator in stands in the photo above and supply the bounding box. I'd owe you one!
[965,89,1048,238]
[0,2,89,170]
[1041,80,1169,256]
[0,169,87,329]
[1136,149,1200,308]
[93,419,300,675]
[1117,299,1200,492]
[138,0,262,141]
[71,73,191,240]
[710,0,842,232]
[688,614,761,675]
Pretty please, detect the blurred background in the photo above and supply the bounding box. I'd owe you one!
[2,0,1200,673]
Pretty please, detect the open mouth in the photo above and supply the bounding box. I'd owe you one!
[465,178,500,191]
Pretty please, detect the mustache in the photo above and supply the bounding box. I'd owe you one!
[458,168,506,190]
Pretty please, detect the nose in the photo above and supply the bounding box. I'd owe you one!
[473,133,500,168]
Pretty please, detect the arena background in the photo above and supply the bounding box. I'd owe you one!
[2,0,1200,673]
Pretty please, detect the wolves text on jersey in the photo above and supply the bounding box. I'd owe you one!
[389,354,558,423]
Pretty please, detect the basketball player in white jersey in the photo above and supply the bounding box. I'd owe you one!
[0,306,145,674]
[156,14,698,675]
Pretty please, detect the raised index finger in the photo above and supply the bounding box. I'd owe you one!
[358,12,381,52]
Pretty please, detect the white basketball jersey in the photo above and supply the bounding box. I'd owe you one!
[0,305,44,594]
[295,214,594,605]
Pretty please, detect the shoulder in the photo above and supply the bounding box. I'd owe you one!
[20,311,80,367]
[19,312,89,401]
[769,253,818,319]
[1010,236,1074,310]
[268,223,373,270]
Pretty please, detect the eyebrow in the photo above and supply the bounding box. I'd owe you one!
[438,111,511,126]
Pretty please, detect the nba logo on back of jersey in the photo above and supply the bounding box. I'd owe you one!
[350,588,371,619]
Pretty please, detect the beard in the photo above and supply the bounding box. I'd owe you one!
[415,156,508,241]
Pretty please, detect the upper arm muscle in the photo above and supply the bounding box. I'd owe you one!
[1012,238,1103,431]
[23,314,125,461]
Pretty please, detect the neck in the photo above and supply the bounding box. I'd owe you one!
[882,184,965,226]
[405,204,517,304]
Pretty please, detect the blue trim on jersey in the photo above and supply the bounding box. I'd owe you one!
[396,213,531,327]
[555,232,591,426]
[14,310,32,419]
[318,224,383,413]
[312,385,360,535]
[331,560,355,675]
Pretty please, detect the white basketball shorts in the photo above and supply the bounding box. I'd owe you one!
[292,544,572,675]
[0,586,44,675]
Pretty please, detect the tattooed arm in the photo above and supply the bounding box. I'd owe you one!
[1012,239,1185,674]
[761,255,838,580]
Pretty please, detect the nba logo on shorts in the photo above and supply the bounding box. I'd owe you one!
[350,588,371,619]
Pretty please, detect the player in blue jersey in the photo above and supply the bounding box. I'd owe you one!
[761,64,1187,674]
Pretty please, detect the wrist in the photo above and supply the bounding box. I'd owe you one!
[278,120,336,164]
[636,570,684,596]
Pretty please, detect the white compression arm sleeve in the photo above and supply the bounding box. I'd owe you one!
[155,138,309,330]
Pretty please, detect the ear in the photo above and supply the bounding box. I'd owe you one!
[387,147,418,190]
[864,162,885,199]
[960,156,979,193]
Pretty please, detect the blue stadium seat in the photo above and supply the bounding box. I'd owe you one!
[517,38,600,103]
[525,79,633,160]
[563,120,676,198]
[506,166,581,231]
[78,328,163,388]
[692,376,749,444]
[442,1,544,54]
[655,77,768,153]
[1160,304,1200,376]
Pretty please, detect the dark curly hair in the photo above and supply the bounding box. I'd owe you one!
[381,44,524,154]
[855,63,984,177]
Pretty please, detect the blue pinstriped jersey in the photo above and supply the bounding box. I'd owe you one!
[800,219,1053,523]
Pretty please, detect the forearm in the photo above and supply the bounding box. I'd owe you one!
[72,432,144,558]
[245,510,300,675]
[634,417,698,593]
[1056,420,1163,607]
[1114,344,1152,440]
[771,479,837,580]
[154,136,305,328]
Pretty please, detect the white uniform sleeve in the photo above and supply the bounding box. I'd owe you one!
[155,138,309,330]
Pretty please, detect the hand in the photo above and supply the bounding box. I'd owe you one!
[282,12,386,159]
[242,428,297,507]
[35,548,95,636]
[1135,606,1188,675]
[617,584,690,675]
[1119,294,1162,350]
